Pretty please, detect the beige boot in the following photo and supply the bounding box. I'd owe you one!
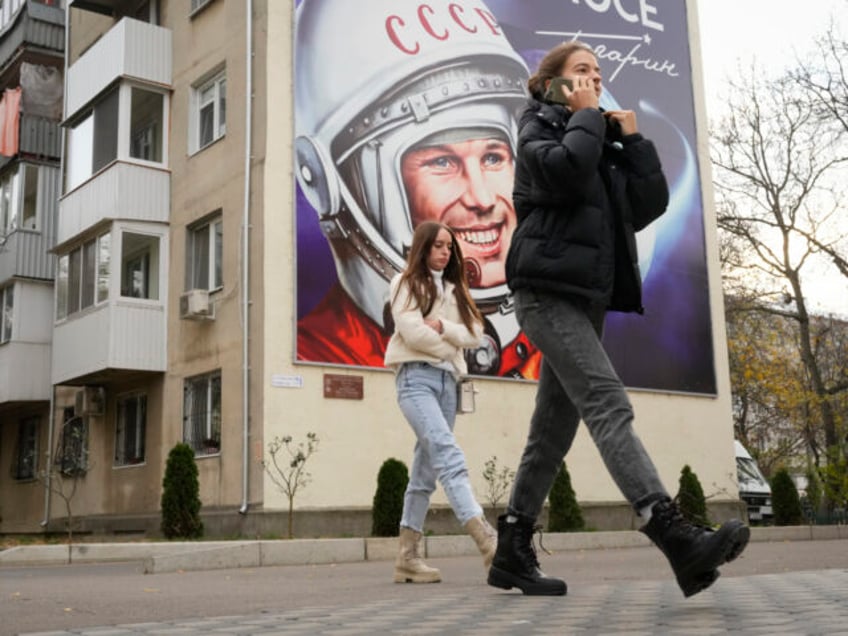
[465,515,497,569]
[394,527,441,583]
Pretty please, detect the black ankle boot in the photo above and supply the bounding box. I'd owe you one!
[487,513,567,596]
[641,497,750,598]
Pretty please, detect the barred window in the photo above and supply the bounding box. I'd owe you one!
[115,394,146,466]
[183,371,221,455]
[58,416,88,477]
[12,417,38,480]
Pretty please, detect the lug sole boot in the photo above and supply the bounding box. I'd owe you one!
[641,497,750,597]
[464,515,497,569]
[487,513,567,596]
[394,527,441,584]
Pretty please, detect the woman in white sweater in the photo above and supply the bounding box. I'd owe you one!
[384,221,496,584]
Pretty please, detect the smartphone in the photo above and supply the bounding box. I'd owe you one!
[544,77,573,104]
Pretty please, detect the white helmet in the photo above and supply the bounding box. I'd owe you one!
[294,0,529,331]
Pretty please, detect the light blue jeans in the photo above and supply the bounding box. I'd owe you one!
[396,362,483,532]
[508,289,669,520]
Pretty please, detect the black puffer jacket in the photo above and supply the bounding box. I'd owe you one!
[505,98,669,313]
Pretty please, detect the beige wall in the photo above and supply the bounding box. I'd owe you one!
[261,0,739,515]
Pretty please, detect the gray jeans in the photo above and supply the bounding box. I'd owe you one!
[508,288,668,520]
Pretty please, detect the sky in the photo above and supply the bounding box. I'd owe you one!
[696,0,848,317]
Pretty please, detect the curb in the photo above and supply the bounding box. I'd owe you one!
[1,525,846,572]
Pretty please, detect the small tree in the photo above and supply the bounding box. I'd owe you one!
[263,432,319,539]
[548,462,584,532]
[37,416,91,563]
[771,467,803,526]
[160,443,203,540]
[677,465,710,526]
[482,455,515,517]
[371,458,409,537]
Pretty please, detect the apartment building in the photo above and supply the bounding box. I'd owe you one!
[1,0,746,539]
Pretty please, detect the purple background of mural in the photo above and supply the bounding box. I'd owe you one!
[294,0,717,394]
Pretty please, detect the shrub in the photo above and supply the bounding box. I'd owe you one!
[160,443,203,539]
[548,462,584,532]
[677,465,710,526]
[771,467,803,526]
[371,458,409,537]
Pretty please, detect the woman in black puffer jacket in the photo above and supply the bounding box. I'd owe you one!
[488,41,749,600]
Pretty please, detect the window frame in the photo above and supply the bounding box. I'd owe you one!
[58,415,88,477]
[56,231,111,321]
[183,370,222,456]
[0,284,13,344]
[190,69,226,153]
[12,416,39,481]
[114,392,147,467]
[187,213,223,292]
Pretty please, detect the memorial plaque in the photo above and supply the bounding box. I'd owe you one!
[323,374,363,400]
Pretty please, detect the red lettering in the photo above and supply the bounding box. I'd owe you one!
[419,4,449,41]
[448,3,477,33]
[385,15,420,55]
[474,8,501,36]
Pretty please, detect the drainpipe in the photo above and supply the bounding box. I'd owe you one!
[44,0,72,530]
[239,0,254,515]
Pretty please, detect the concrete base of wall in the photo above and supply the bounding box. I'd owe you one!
[17,499,750,540]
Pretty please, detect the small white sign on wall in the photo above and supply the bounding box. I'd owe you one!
[271,374,304,388]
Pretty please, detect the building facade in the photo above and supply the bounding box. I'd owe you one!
[1,0,744,539]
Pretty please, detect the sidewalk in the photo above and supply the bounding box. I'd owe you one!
[2,524,847,573]
[3,534,848,635]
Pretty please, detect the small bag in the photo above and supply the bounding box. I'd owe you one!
[457,378,477,414]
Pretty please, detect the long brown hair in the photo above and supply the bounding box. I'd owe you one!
[396,221,482,332]
[528,40,594,99]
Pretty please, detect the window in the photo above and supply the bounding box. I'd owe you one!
[187,216,223,291]
[0,168,20,235]
[0,285,12,343]
[56,232,110,319]
[65,88,119,192]
[130,88,164,163]
[192,70,226,152]
[121,233,160,300]
[58,416,88,477]
[115,394,146,466]
[12,417,38,480]
[22,165,38,230]
[183,371,221,455]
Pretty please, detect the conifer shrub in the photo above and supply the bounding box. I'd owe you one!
[771,467,803,526]
[548,462,584,532]
[160,443,203,539]
[677,465,710,526]
[371,458,409,537]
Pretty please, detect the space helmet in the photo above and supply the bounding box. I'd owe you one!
[294,0,529,344]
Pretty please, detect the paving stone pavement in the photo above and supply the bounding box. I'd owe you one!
[18,568,848,635]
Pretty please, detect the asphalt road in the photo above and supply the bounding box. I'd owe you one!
[3,538,848,635]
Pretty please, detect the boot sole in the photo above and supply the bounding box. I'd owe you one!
[678,523,750,598]
[487,566,567,596]
[393,572,441,584]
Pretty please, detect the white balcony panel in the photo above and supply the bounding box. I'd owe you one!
[52,301,165,384]
[58,162,169,245]
[66,18,172,118]
[108,301,166,372]
[0,342,51,402]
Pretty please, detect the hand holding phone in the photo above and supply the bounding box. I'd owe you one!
[544,77,573,104]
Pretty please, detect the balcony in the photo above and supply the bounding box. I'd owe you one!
[52,220,168,385]
[65,17,171,119]
[57,160,169,247]
[51,298,166,385]
[0,1,64,77]
[0,280,51,402]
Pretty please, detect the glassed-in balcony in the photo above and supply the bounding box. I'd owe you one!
[51,221,168,385]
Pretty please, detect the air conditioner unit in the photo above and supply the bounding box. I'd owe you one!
[180,289,214,320]
[75,386,105,416]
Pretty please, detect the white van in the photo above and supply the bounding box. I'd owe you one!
[735,441,773,523]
